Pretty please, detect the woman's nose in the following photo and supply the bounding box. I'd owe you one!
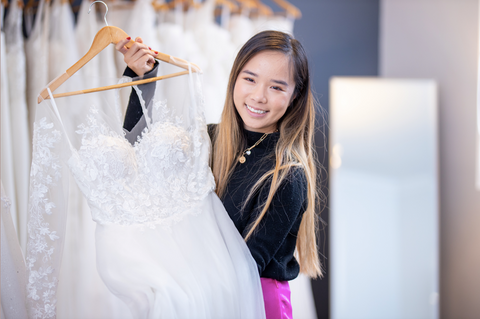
[250,85,267,104]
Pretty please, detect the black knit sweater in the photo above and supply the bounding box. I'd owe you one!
[209,126,307,281]
[123,65,307,281]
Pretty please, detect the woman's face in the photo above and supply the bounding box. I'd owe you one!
[233,51,296,133]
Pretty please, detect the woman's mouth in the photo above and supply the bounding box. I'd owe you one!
[246,104,267,114]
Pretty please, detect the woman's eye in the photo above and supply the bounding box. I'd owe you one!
[272,86,283,91]
[244,77,254,82]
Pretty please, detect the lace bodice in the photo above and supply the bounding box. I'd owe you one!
[68,105,215,228]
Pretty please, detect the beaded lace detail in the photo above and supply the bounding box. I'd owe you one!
[26,118,63,319]
[68,105,215,228]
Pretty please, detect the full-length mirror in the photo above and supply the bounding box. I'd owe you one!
[329,78,439,319]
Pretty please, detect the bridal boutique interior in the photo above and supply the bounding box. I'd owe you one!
[1,0,480,319]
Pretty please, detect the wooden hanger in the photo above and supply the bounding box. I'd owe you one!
[108,0,137,11]
[234,0,256,12]
[216,0,238,12]
[256,1,273,17]
[151,0,171,11]
[152,0,201,11]
[38,26,200,102]
[271,0,301,19]
[245,0,273,17]
[186,0,202,9]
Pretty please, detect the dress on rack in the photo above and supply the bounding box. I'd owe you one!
[26,67,265,319]
[186,0,235,124]
[1,183,28,319]
[5,0,31,254]
[1,10,18,246]
[252,15,294,36]
[25,0,50,141]
[229,13,255,53]
[45,1,106,318]
[156,7,204,127]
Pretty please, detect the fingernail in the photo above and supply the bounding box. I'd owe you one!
[149,47,152,50]
[126,37,131,40]
[154,51,158,55]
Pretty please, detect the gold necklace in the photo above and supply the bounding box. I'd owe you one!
[238,132,270,164]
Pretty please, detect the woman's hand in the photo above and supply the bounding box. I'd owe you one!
[115,37,158,77]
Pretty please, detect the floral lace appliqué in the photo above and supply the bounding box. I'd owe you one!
[26,117,63,319]
[68,106,215,229]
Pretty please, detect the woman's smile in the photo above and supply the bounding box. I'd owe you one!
[245,103,268,115]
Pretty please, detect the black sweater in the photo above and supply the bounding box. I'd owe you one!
[209,126,307,281]
[123,65,307,281]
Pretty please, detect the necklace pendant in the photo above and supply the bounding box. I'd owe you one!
[246,150,251,155]
[239,156,246,164]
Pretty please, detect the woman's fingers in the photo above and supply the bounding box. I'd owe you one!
[129,48,155,71]
[115,37,131,55]
[116,37,156,76]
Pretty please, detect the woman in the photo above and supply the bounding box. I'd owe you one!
[117,30,323,318]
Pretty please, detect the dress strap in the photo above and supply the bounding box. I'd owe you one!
[187,63,197,115]
[46,88,75,151]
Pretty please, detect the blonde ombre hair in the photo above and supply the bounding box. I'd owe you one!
[210,31,323,278]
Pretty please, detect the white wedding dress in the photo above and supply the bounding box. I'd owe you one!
[1,182,28,319]
[5,0,30,254]
[25,0,50,142]
[26,67,265,319]
[186,0,235,124]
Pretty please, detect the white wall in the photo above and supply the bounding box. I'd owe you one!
[330,78,438,319]
[380,1,480,318]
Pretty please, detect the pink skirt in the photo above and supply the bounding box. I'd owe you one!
[260,278,292,319]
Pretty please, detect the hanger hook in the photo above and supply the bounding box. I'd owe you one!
[88,0,109,27]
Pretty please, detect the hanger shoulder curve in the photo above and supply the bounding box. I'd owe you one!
[38,26,200,103]
[271,0,301,19]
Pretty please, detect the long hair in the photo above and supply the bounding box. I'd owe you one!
[210,31,323,278]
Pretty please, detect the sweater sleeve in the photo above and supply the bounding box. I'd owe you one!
[244,168,307,276]
[123,62,160,131]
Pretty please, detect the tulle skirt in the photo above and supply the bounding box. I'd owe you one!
[94,193,265,319]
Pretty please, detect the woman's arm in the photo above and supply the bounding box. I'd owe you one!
[122,63,159,132]
[115,37,159,132]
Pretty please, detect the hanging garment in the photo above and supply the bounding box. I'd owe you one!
[1,183,28,319]
[42,1,125,318]
[5,0,31,254]
[156,5,204,127]
[1,11,19,244]
[25,0,50,141]
[26,67,266,319]
[186,0,235,124]
[229,13,255,53]
[253,15,294,36]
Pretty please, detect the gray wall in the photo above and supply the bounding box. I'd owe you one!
[380,1,480,318]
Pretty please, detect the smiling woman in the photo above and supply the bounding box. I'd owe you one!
[208,31,323,319]
[118,30,323,319]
